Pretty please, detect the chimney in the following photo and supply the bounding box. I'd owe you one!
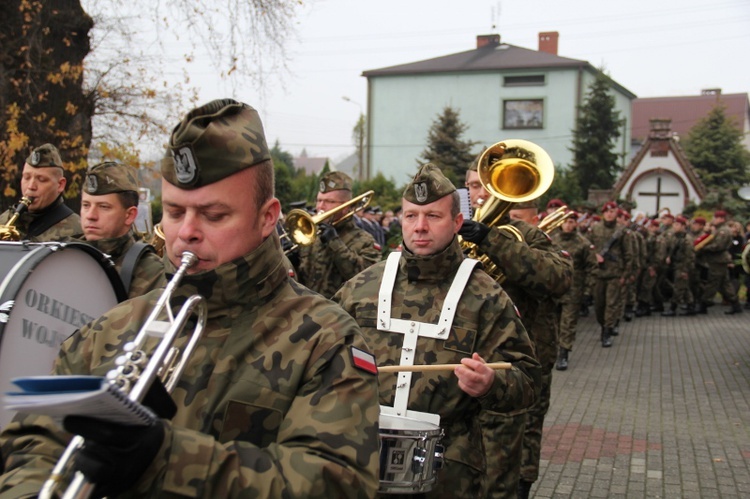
[538,31,559,55]
[477,34,500,48]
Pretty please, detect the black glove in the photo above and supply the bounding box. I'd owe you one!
[64,416,165,499]
[318,223,338,244]
[458,220,491,244]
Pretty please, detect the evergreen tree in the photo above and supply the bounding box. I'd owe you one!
[682,104,750,190]
[419,106,478,187]
[569,70,625,198]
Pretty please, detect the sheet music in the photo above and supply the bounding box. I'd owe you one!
[4,375,156,426]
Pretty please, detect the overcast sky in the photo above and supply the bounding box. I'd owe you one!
[170,0,750,164]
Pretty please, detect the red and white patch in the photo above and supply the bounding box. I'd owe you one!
[560,249,571,259]
[351,347,378,374]
[374,243,382,251]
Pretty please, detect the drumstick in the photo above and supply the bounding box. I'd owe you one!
[378,362,512,373]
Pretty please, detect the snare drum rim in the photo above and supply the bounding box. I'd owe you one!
[378,414,443,438]
[0,242,128,337]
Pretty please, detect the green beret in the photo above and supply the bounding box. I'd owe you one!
[84,161,139,195]
[319,171,352,193]
[403,163,456,205]
[26,144,63,169]
[161,99,271,189]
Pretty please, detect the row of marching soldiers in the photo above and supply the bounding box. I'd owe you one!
[548,199,746,370]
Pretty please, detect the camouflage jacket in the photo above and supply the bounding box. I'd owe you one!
[0,196,81,242]
[0,233,380,498]
[475,219,572,365]
[551,231,598,304]
[333,238,540,492]
[697,222,732,265]
[297,217,381,298]
[645,232,668,269]
[670,231,695,274]
[589,220,635,279]
[79,232,167,298]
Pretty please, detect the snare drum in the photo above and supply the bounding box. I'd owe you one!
[0,242,127,427]
[378,414,445,494]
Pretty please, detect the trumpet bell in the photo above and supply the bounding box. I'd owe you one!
[285,209,317,247]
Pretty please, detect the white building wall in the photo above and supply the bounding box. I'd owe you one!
[367,67,632,186]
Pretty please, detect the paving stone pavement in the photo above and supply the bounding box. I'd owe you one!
[533,307,750,498]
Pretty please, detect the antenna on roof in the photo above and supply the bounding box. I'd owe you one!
[490,1,501,32]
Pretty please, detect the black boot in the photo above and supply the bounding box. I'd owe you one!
[635,301,649,317]
[680,303,696,316]
[624,305,634,322]
[662,303,677,317]
[725,301,743,315]
[696,302,708,314]
[518,480,533,499]
[601,327,613,348]
[555,348,569,371]
[651,302,664,312]
[611,320,619,336]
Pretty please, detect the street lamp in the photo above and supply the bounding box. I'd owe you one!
[342,96,366,182]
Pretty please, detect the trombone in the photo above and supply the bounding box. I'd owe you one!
[39,252,207,499]
[538,205,575,234]
[283,190,374,248]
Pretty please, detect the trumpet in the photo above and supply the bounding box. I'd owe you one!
[284,190,374,248]
[0,196,33,241]
[538,205,574,234]
[39,252,207,499]
[462,140,554,282]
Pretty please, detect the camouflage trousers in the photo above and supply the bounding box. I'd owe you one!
[701,263,738,304]
[521,369,553,483]
[638,269,657,304]
[480,411,524,498]
[558,300,580,351]
[594,278,623,328]
[669,271,693,306]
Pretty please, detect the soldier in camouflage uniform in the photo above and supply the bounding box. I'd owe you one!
[696,210,742,314]
[689,216,708,311]
[295,171,382,298]
[0,144,81,241]
[334,164,540,499]
[588,201,635,347]
[78,161,166,298]
[636,220,668,316]
[616,209,642,323]
[662,216,695,316]
[551,212,598,370]
[461,159,572,499]
[0,99,380,498]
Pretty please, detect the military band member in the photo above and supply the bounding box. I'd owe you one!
[696,210,742,314]
[296,171,381,298]
[0,143,81,241]
[588,201,635,347]
[461,163,572,498]
[0,99,380,498]
[334,164,540,498]
[79,161,166,298]
[551,212,598,370]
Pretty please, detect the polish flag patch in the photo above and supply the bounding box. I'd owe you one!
[351,347,378,374]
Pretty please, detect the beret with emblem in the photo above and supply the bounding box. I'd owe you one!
[319,171,352,193]
[161,98,270,189]
[714,209,728,218]
[403,163,456,205]
[85,161,138,195]
[26,144,63,169]
[601,201,618,212]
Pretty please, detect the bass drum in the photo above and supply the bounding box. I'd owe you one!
[0,242,127,427]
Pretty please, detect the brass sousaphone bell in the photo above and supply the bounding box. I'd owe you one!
[463,139,555,282]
